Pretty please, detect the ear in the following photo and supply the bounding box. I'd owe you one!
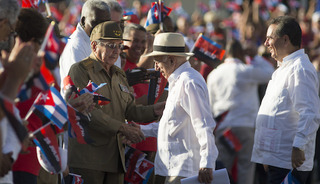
[283,35,290,46]
[80,16,86,28]
[91,41,97,52]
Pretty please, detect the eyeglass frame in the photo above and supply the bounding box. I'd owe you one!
[96,40,124,50]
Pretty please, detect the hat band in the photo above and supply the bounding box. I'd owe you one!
[153,46,185,53]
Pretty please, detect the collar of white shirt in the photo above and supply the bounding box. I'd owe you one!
[168,61,191,84]
[278,49,305,67]
[72,23,90,44]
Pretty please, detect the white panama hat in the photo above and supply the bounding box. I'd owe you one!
[144,33,194,57]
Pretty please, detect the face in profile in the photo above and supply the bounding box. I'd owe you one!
[264,24,285,61]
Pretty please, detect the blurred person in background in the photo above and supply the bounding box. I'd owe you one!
[207,39,273,184]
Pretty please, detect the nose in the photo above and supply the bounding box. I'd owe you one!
[154,62,160,71]
[264,38,269,47]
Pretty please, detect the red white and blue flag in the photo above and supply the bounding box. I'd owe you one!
[33,124,61,173]
[124,146,146,183]
[44,31,65,70]
[63,173,84,184]
[79,81,106,95]
[79,81,110,105]
[281,170,301,184]
[17,73,50,102]
[34,86,68,129]
[21,0,44,8]
[145,1,172,27]
[192,34,225,66]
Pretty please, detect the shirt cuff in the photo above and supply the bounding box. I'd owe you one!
[293,135,308,151]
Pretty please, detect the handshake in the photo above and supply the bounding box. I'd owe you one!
[125,67,160,86]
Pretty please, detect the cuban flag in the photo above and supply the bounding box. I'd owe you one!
[63,173,84,184]
[22,0,40,8]
[136,159,154,181]
[79,81,106,95]
[44,30,62,70]
[145,1,172,27]
[193,34,225,66]
[79,81,111,105]
[17,73,50,102]
[281,170,301,184]
[33,124,61,173]
[124,146,146,183]
[34,86,68,129]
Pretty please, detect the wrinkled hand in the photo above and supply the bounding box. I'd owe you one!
[68,93,95,115]
[0,152,13,177]
[198,168,213,184]
[153,101,165,117]
[119,123,145,145]
[292,147,305,168]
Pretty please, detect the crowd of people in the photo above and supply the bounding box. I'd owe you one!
[1,0,320,184]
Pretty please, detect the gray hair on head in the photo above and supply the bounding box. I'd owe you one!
[104,0,123,14]
[81,0,110,27]
[0,0,20,25]
[123,23,146,38]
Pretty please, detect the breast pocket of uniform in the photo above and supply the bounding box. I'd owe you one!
[119,83,131,103]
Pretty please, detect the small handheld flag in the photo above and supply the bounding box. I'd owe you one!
[192,34,225,67]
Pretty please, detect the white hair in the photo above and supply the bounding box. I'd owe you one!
[0,0,20,25]
[81,0,110,27]
[104,0,123,14]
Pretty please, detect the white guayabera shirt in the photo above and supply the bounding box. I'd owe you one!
[251,49,320,171]
[154,61,218,177]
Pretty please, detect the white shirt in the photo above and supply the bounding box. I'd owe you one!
[251,49,320,171]
[155,62,218,177]
[0,95,22,184]
[59,23,121,92]
[207,56,274,129]
[59,23,91,91]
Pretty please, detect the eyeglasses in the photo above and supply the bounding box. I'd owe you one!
[98,42,123,49]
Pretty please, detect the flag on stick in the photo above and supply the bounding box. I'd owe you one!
[192,34,225,67]
[33,124,61,173]
[34,86,68,129]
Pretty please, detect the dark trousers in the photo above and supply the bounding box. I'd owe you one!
[13,171,37,184]
[267,166,310,184]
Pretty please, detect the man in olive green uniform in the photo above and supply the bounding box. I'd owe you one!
[68,21,164,184]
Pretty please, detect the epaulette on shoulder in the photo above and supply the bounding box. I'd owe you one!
[114,66,126,77]
[80,58,94,69]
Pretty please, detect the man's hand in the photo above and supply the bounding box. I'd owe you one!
[118,123,145,145]
[0,152,13,177]
[292,147,305,168]
[198,168,213,184]
[153,101,165,117]
[1,37,35,81]
[68,93,95,115]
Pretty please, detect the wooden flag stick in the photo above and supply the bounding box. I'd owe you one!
[37,21,55,57]
[29,122,52,138]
